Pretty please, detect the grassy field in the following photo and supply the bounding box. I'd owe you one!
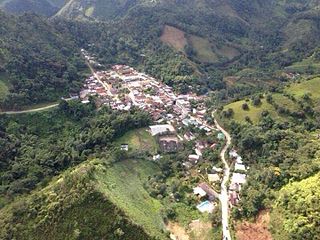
[215,45,240,60]
[285,77,320,100]
[95,159,166,238]
[115,127,158,154]
[285,56,320,73]
[272,93,299,112]
[189,35,218,63]
[223,98,278,124]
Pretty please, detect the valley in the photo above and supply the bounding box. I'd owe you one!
[0,0,320,240]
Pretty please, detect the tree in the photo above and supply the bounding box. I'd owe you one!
[242,103,249,110]
[252,96,261,106]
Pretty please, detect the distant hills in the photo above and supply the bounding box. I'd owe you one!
[1,0,320,108]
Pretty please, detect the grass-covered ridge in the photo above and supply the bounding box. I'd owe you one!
[0,159,168,240]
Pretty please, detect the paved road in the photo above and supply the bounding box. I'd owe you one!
[86,61,113,96]
[214,119,232,240]
[1,103,59,115]
[0,98,73,115]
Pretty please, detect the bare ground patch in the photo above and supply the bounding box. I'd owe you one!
[167,222,190,240]
[236,210,272,240]
[160,25,187,52]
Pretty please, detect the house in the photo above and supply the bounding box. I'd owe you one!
[198,183,218,200]
[231,173,247,185]
[158,135,182,153]
[184,131,195,141]
[149,124,175,136]
[229,191,239,205]
[212,167,223,173]
[195,148,203,157]
[235,163,246,172]
[193,187,207,197]
[188,154,201,164]
[208,174,220,183]
[120,144,129,151]
[152,154,161,161]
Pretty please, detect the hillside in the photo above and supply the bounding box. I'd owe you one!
[217,74,320,236]
[270,172,320,240]
[51,0,320,97]
[0,11,87,109]
[0,159,168,240]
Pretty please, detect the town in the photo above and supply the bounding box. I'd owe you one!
[80,49,248,237]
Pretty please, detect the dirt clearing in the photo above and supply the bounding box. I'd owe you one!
[160,25,187,52]
[236,210,272,240]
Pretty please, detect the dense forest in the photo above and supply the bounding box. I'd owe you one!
[0,11,87,109]
[0,100,150,206]
[1,0,320,109]
[271,172,320,240]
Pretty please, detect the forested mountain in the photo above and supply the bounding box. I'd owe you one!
[0,10,86,110]
[1,1,320,239]
[0,0,65,16]
[1,0,320,108]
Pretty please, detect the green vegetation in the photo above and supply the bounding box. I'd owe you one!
[0,159,167,239]
[0,101,151,205]
[0,80,8,102]
[270,172,320,240]
[285,77,320,100]
[221,77,320,238]
[223,98,277,124]
[0,11,87,109]
[189,36,218,63]
[115,128,158,154]
[95,159,166,237]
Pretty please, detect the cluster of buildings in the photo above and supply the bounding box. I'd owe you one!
[228,150,248,206]
[193,182,219,213]
[79,50,249,215]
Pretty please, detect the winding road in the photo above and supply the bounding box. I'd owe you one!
[214,119,232,240]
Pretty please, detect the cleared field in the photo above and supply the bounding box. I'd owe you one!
[285,56,320,73]
[215,45,240,60]
[115,127,158,154]
[160,25,187,52]
[224,99,277,124]
[272,93,299,112]
[285,77,320,100]
[189,35,218,63]
[95,159,165,237]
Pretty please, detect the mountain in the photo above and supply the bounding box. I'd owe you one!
[0,10,86,110]
[53,0,320,95]
[0,0,66,16]
[0,159,167,240]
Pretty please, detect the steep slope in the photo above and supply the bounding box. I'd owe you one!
[0,0,61,16]
[0,11,86,109]
[270,172,320,240]
[0,159,168,240]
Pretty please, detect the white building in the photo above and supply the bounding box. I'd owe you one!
[149,124,175,136]
[193,187,207,197]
